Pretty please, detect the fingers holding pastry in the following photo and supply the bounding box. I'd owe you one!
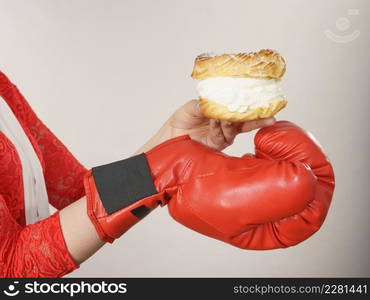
[208,119,228,149]
[207,118,275,150]
[239,117,276,133]
[220,121,238,145]
[217,118,275,147]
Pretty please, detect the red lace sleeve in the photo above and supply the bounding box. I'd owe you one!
[21,100,88,209]
[0,195,79,277]
[0,73,88,209]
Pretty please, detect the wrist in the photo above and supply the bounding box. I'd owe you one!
[133,119,173,155]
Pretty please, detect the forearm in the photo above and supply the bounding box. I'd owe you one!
[59,196,105,265]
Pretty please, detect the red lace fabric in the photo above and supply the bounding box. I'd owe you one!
[0,71,88,277]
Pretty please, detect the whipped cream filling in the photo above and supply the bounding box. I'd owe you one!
[196,77,285,113]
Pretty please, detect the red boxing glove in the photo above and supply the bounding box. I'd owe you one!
[84,135,218,243]
[84,120,334,249]
[167,120,335,250]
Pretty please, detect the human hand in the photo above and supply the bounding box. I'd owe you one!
[166,99,276,151]
[134,99,276,154]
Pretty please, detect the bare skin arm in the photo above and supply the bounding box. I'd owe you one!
[59,196,104,265]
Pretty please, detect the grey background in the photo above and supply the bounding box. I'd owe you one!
[0,0,369,277]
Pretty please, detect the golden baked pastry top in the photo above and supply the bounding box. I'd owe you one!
[191,49,286,80]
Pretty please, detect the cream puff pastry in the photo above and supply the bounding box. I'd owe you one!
[191,49,287,122]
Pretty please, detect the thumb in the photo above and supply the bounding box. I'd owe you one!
[182,99,204,118]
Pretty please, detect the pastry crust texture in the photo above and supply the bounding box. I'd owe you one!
[199,98,287,122]
[192,49,287,121]
[191,49,286,80]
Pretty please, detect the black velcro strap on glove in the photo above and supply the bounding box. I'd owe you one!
[91,153,158,215]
